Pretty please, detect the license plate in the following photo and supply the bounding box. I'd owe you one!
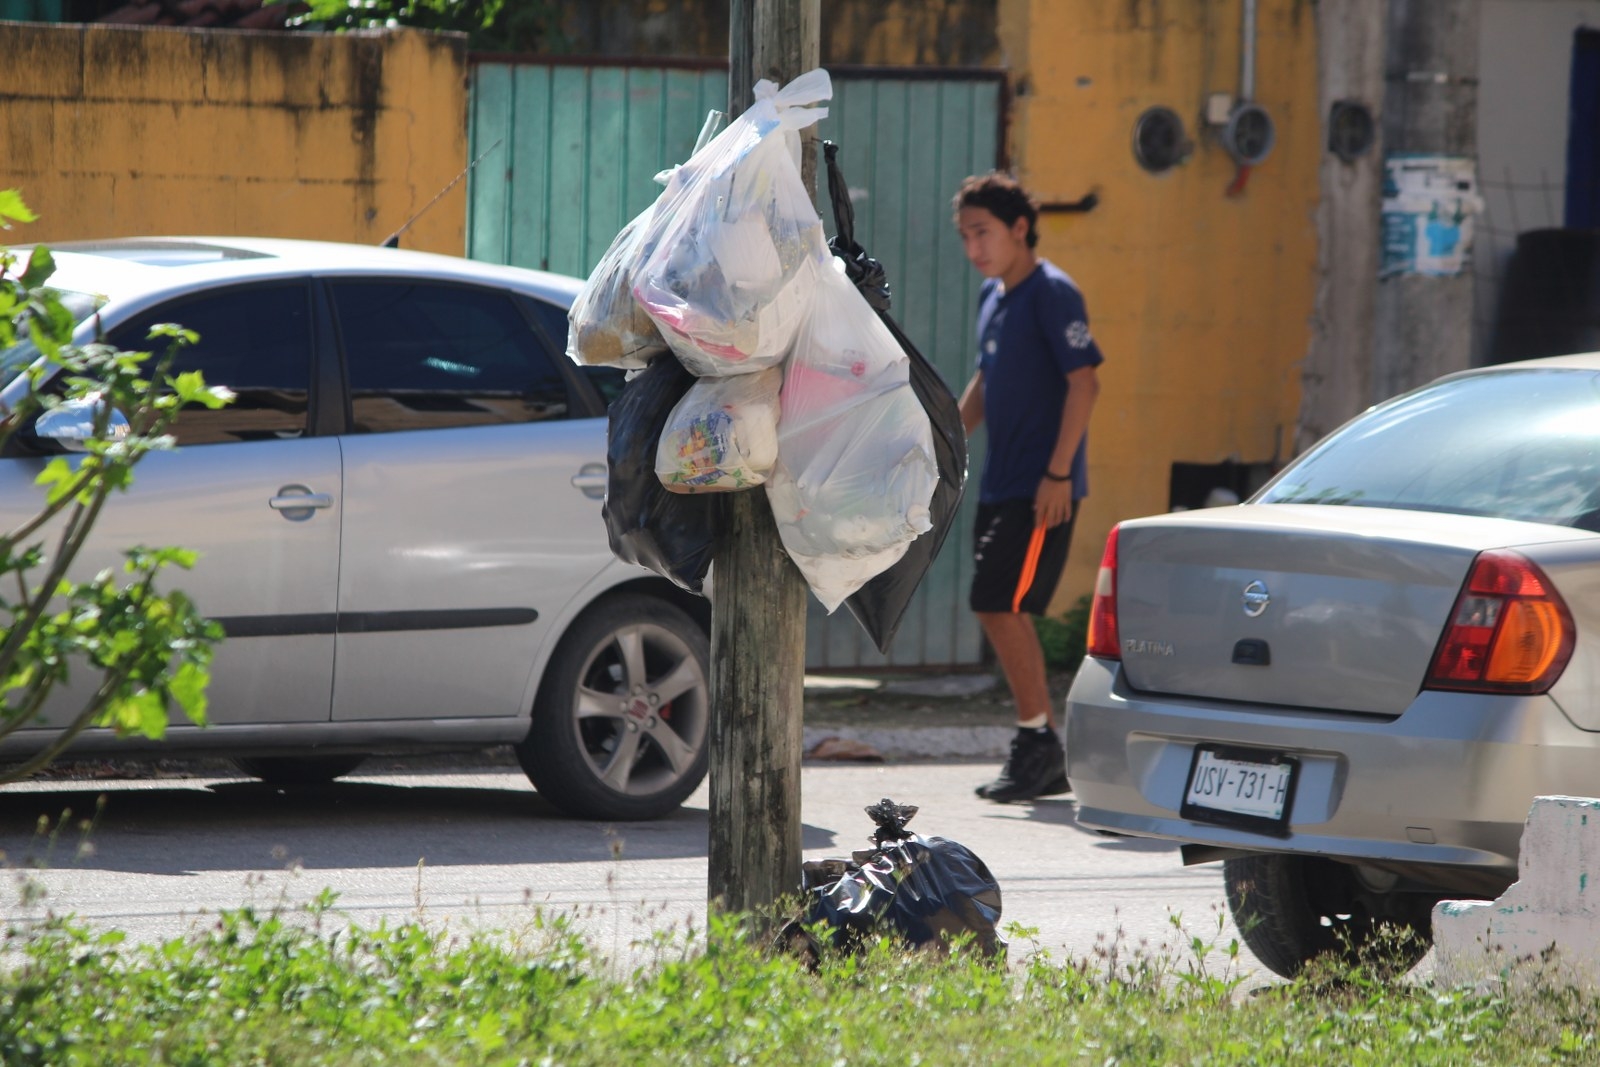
[1180,745,1299,836]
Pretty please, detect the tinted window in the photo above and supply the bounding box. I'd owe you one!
[107,284,312,446]
[1259,369,1600,530]
[331,282,568,433]
[523,295,625,409]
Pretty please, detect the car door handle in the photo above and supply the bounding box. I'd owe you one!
[269,486,335,521]
[571,463,607,500]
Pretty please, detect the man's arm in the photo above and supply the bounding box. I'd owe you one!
[958,371,985,436]
[1033,365,1101,528]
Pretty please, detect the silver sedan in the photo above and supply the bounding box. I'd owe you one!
[0,237,709,821]
[1066,353,1600,976]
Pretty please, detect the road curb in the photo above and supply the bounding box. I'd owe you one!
[802,725,1012,761]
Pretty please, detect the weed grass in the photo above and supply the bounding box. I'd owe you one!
[1,894,1596,1066]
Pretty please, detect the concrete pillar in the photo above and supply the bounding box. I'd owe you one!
[1297,0,1387,453]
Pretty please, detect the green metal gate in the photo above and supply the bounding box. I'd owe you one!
[468,58,1003,669]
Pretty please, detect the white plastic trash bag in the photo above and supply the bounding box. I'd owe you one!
[767,262,938,611]
[566,202,669,369]
[655,365,783,493]
[632,69,833,377]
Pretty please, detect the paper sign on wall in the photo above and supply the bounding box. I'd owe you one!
[1381,155,1484,278]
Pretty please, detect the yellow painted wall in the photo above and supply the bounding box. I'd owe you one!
[999,0,1320,611]
[0,23,468,254]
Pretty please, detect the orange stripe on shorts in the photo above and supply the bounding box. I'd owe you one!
[1011,523,1049,613]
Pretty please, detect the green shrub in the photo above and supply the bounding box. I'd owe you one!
[0,899,1587,1066]
[1035,595,1091,672]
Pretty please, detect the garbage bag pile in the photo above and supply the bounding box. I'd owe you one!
[779,798,1004,964]
[573,68,966,650]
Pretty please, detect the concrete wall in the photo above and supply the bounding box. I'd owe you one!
[1475,0,1600,361]
[999,0,1322,611]
[0,23,468,253]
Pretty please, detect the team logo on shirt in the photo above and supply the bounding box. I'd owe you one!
[1065,321,1093,349]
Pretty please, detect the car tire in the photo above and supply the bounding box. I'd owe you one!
[232,754,367,785]
[1223,853,1432,979]
[517,594,710,821]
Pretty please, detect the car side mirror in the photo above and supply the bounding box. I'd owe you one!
[31,395,131,453]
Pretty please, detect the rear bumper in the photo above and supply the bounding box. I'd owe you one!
[1065,657,1600,892]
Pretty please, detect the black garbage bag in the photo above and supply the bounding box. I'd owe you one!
[602,351,724,594]
[781,798,1003,964]
[823,141,969,653]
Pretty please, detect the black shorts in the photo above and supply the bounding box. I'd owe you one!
[969,498,1079,615]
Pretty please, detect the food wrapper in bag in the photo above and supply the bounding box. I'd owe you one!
[632,69,833,377]
[566,203,669,369]
[567,111,727,369]
[766,262,938,611]
[655,366,782,493]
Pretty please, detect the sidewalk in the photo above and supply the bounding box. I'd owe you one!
[802,671,1055,761]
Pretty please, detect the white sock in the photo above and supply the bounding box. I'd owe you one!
[1017,714,1048,730]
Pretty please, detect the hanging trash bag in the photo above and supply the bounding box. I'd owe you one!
[781,798,1004,963]
[568,110,732,370]
[765,261,938,611]
[655,365,783,493]
[602,352,724,593]
[567,203,670,369]
[821,141,969,653]
[632,70,834,377]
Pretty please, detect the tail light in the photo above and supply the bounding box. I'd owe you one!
[1424,550,1575,694]
[1086,524,1121,660]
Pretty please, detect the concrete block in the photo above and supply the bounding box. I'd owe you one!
[1434,795,1600,988]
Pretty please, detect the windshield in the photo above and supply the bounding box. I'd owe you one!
[1258,368,1600,531]
[0,289,107,388]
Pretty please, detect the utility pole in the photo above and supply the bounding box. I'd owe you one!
[1372,0,1480,401]
[710,0,819,914]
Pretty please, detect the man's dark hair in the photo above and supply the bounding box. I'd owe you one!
[953,172,1040,249]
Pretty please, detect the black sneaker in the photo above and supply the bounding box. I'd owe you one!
[975,727,1067,803]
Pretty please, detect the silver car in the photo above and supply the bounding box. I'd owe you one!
[1066,353,1600,976]
[0,237,710,821]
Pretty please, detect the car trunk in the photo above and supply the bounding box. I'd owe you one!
[1114,504,1588,716]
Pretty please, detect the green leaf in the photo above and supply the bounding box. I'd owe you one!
[0,188,38,227]
[19,245,55,290]
[167,661,210,726]
[34,456,77,504]
[147,322,199,346]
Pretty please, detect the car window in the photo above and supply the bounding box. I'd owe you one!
[330,281,569,433]
[521,293,625,409]
[107,284,312,446]
[0,289,105,389]
[1259,369,1600,531]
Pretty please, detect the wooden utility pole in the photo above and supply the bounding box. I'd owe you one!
[1372,0,1480,400]
[709,0,819,914]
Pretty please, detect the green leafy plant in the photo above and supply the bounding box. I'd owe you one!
[0,193,232,783]
[1034,594,1090,672]
[288,0,571,53]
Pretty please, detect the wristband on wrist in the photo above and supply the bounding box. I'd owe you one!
[1042,470,1072,482]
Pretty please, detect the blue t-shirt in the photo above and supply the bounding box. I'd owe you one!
[975,260,1104,504]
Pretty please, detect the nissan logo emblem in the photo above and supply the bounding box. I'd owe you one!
[1242,580,1271,618]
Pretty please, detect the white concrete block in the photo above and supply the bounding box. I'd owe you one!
[1434,795,1600,988]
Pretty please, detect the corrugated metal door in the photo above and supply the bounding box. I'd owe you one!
[0,0,65,18]
[468,60,1001,669]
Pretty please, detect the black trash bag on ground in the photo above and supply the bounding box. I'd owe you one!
[602,351,724,593]
[822,142,969,653]
[781,798,1003,964]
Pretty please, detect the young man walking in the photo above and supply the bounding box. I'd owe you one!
[953,173,1103,804]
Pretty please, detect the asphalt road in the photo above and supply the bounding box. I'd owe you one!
[0,760,1253,977]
